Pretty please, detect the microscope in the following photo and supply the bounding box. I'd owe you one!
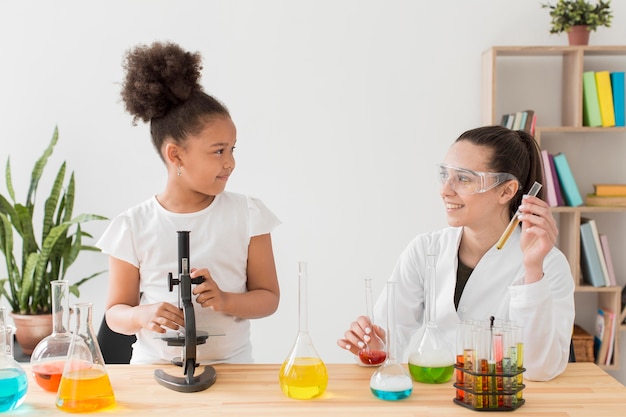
[154,231,217,392]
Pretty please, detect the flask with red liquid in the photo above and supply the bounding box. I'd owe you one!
[30,280,75,392]
[357,278,386,366]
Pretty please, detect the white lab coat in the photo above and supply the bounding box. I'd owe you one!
[373,226,575,381]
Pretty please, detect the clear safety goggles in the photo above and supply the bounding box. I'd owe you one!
[437,163,519,195]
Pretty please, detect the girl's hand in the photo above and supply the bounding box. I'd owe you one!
[518,194,558,282]
[336,315,386,356]
[135,302,185,334]
[191,267,229,311]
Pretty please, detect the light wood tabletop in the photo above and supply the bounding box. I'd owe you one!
[10,362,626,416]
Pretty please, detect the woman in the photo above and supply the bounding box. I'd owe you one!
[337,125,575,381]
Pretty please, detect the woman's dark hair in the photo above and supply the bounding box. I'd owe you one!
[120,41,230,159]
[456,125,545,220]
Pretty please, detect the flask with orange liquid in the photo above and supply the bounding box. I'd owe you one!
[278,261,328,400]
[55,303,115,412]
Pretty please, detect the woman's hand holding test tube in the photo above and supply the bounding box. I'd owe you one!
[496,182,543,250]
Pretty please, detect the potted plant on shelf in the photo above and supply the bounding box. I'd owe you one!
[542,0,613,45]
[0,127,107,354]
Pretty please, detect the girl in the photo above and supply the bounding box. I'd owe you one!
[337,125,575,381]
[98,42,280,364]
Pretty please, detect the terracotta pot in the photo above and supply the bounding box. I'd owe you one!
[10,312,53,355]
[567,25,590,46]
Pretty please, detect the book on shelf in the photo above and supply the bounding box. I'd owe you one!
[594,308,615,366]
[595,71,616,127]
[541,150,558,207]
[593,183,626,196]
[610,71,625,127]
[553,153,583,207]
[526,110,536,135]
[604,309,616,365]
[512,111,524,130]
[599,234,617,287]
[585,194,626,207]
[580,219,607,288]
[548,153,565,206]
[587,218,611,287]
[583,71,602,127]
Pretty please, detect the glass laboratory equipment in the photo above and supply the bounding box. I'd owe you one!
[0,307,28,412]
[31,280,75,392]
[56,303,115,413]
[279,261,328,400]
[357,278,386,366]
[369,281,413,400]
[408,254,455,383]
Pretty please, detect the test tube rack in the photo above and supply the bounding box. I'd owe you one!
[453,365,525,411]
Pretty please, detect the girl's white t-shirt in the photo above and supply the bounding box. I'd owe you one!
[96,191,281,364]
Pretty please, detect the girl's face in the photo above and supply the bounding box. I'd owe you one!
[177,116,237,197]
[440,140,509,229]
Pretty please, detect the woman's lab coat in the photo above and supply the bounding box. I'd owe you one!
[373,226,575,381]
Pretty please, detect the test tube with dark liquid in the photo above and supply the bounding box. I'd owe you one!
[495,181,542,250]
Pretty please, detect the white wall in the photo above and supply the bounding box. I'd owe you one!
[1,0,626,382]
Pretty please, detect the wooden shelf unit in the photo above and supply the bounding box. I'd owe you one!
[482,45,626,370]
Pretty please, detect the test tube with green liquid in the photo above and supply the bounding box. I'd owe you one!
[496,181,542,250]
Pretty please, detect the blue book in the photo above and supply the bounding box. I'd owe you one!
[580,220,606,288]
[610,72,625,127]
[553,153,583,207]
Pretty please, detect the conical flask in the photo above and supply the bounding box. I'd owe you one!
[56,303,115,412]
[369,281,413,400]
[357,278,386,366]
[0,307,28,411]
[278,261,328,400]
[408,254,455,383]
[31,280,76,392]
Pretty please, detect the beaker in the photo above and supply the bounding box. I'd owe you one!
[408,254,455,383]
[31,280,75,392]
[369,281,413,400]
[56,303,115,412]
[279,261,328,400]
[357,278,386,366]
[0,307,28,412]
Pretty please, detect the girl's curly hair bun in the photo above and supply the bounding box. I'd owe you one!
[121,41,203,124]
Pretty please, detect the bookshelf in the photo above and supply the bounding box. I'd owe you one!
[482,45,626,370]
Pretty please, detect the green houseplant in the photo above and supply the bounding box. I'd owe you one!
[0,127,107,351]
[542,0,613,45]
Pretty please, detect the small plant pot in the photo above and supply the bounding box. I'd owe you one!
[567,25,590,46]
[10,313,53,355]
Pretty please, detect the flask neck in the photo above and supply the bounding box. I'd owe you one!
[51,280,71,335]
[424,254,437,327]
[386,282,398,363]
[298,262,309,334]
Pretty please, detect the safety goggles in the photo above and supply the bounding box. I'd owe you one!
[437,163,519,195]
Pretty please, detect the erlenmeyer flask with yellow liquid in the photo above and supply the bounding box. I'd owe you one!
[279,261,328,400]
[56,303,115,413]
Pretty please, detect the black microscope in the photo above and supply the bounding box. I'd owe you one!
[154,231,217,392]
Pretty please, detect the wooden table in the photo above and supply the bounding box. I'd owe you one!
[11,362,626,416]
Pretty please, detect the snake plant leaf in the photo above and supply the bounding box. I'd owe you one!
[43,161,66,239]
[18,252,39,314]
[26,126,58,205]
[4,158,16,204]
[69,270,107,297]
